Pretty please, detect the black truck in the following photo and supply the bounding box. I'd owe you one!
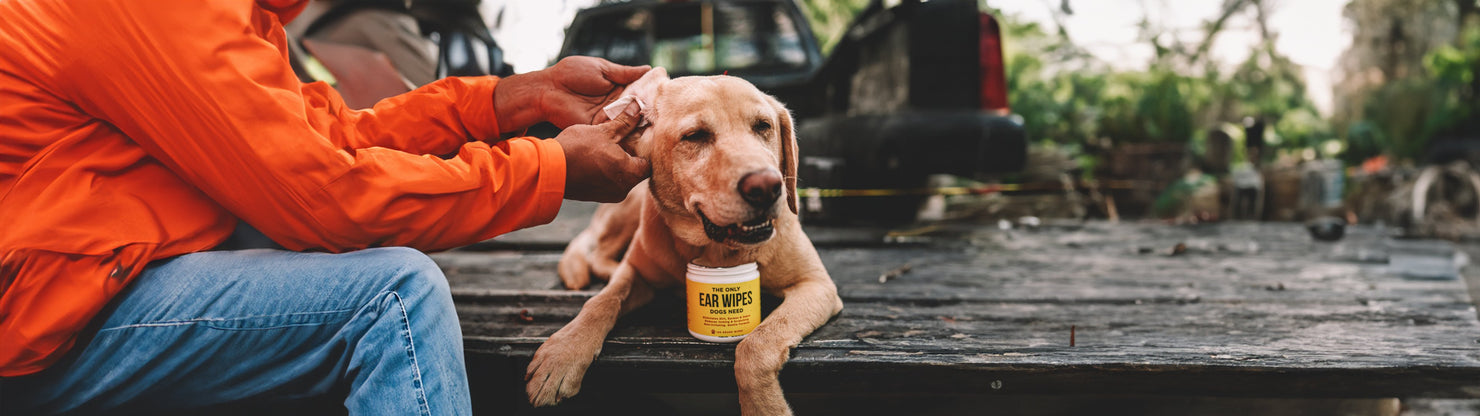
[560,0,1026,223]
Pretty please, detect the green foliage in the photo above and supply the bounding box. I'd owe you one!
[1354,78,1445,162]
[1230,44,1313,122]
[1131,69,1196,142]
[795,0,871,54]
[1152,171,1215,217]
[1001,15,1116,145]
[998,10,1324,165]
[1344,120,1389,164]
[1424,25,1480,133]
[1275,107,1333,151]
[1337,3,1480,165]
[806,1,1342,165]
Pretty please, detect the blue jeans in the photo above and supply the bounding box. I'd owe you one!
[0,247,471,415]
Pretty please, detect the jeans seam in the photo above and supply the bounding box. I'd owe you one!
[97,308,357,332]
[387,290,432,416]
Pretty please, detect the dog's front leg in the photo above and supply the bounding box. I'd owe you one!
[526,262,655,406]
[735,279,843,416]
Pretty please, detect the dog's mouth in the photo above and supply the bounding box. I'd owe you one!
[697,208,774,245]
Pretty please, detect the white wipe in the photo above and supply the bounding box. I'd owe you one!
[602,96,647,125]
[601,67,669,128]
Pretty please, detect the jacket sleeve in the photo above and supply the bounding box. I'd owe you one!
[56,0,565,252]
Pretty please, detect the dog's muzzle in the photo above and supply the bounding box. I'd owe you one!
[697,209,775,245]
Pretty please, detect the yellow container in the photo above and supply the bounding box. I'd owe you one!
[686,262,761,342]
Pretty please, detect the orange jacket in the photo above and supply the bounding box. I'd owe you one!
[0,0,566,376]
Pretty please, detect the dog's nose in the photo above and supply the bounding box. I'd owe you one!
[738,170,783,209]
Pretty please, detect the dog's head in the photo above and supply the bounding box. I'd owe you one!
[624,74,798,247]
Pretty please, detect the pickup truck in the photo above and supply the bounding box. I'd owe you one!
[560,0,1027,223]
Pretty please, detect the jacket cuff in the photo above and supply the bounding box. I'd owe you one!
[527,137,566,227]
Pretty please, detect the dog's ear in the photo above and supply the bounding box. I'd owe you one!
[769,95,798,215]
[617,69,671,159]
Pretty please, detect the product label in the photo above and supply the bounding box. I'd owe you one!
[686,278,760,339]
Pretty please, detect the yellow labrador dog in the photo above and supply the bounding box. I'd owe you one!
[525,73,843,416]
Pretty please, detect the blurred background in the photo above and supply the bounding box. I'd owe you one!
[292,0,1480,237]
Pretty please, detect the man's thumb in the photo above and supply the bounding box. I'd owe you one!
[621,154,652,182]
[607,64,653,85]
[604,105,642,135]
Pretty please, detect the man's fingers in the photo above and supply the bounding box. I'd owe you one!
[605,64,653,85]
[621,155,652,182]
[618,129,642,156]
[602,107,642,137]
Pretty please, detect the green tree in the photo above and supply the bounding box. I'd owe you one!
[1333,0,1468,164]
[998,0,1323,161]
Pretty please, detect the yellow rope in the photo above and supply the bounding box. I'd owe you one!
[796,180,1142,198]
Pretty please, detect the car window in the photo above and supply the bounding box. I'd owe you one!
[567,8,651,67]
[651,4,711,73]
[715,2,808,72]
[569,1,811,76]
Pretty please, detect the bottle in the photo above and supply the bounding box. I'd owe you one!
[686,262,761,343]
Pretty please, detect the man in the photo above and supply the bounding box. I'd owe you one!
[0,0,650,414]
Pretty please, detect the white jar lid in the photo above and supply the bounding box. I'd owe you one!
[686,262,758,283]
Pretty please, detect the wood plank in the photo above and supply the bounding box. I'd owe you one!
[442,221,1480,400]
[457,292,1480,397]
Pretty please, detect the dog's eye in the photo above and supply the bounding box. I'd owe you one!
[753,120,772,134]
[681,129,712,142]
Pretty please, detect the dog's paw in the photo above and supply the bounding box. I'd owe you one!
[524,331,600,406]
[559,267,591,290]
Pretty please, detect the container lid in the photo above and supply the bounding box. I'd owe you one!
[686,262,758,280]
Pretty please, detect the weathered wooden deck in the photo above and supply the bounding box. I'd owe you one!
[436,202,1480,415]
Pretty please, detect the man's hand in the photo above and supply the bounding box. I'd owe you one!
[541,57,651,127]
[494,57,650,134]
[556,107,651,202]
